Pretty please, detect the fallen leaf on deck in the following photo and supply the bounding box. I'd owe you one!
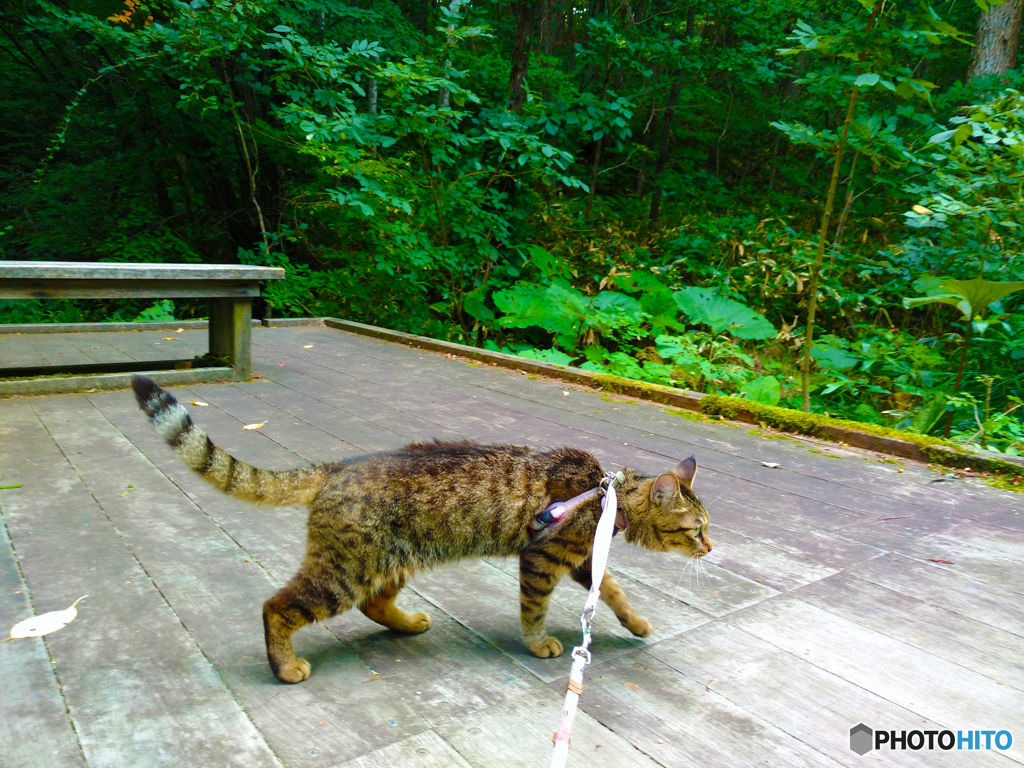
[176,328,185,332]
[705,678,713,691]
[119,484,135,497]
[761,462,780,469]
[928,558,954,564]
[277,363,286,367]
[625,682,639,691]
[4,596,88,640]
[0,484,22,490]
[242,422,266,430]
[191,401,209,407]
[303,344,314,349]
[163,337,178,340]
[362,673,382,683]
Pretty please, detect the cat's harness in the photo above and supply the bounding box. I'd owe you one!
[528,470,627,538]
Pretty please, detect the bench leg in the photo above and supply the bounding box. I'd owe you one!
[208,297,252,380]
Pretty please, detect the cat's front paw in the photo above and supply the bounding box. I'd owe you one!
[275,657,311,684]
[529,636,563,658]
[625,615,653,638]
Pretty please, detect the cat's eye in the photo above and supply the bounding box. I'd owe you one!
[692,527,701,537]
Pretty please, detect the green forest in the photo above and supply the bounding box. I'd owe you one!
[2,0,1024,456]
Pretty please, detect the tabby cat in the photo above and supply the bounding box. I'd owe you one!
[132,375,712,684]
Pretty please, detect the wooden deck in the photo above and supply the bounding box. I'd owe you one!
[2,324,1022,767]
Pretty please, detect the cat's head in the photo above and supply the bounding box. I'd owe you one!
[621,457,712,558]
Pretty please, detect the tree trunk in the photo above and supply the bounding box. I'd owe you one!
[800,0,883,412]
[968,0,1023,78]
[508,0,533,112]
[367,78,378,114]
[648,72,683,221]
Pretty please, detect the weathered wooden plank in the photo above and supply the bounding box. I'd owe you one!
[606,536,779,617]
[564,651,843,767]
[62,331,142,364]
[853,553,1024,638]
[335,731,472,768]
[3,398,281,768]
[328,588,544,727]
[689,525,843,592]
[225,379,409,453]
[35,394,428,767]
[249,366,467,444]
[25,334,95,366]
[645,622,998,767]
[0,367,233,398]
[175,382,369,460]
[209,297,252,378]
[0,261,284,281]
[796,574,1024,691]
[886,529,1024,595]
[1,279,262,300]
[0,335,50,367]
[435,687,664,768]
[0,499,86,768]
[725,594,1024,761]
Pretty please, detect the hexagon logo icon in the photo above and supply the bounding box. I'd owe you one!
[850,723,873,755]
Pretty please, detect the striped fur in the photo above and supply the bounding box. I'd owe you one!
[132,376,712,684]
[132,376,325,507]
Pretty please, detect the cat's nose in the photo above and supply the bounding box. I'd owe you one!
[705,538,712,553]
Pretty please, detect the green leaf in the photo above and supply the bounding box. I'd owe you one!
[516,347,577,366]
[739,376,781,406]
[941,277,1024,315]
[463,288,494,322]
[810,345,860,371]
[591,291,643,324]
[673,287,776,340]
[903,277,1024,319]
[854,73,880,87]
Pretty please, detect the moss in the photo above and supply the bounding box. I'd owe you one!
[465,361,481,367]
[747,428,763,436]
[865,457,906,466]
[663,407,741,428]
[806,449,844,459]
[693,393,1024,488]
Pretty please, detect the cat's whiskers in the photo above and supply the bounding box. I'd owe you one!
[676,554,695,592]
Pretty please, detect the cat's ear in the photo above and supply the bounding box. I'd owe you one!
[651,473,681,507]
[672,456,698,489]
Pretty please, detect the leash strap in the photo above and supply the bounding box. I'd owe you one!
[550,470,623,768]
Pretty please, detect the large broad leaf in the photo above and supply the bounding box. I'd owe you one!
[493,279,589,340]
[902,276,1024,319]
[591,291,644,329]
[810,345,860,371]
[673,287,776,340]
[739,376,781,406]
[517,347,577,366]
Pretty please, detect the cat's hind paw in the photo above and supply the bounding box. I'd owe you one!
[529,636,563,658]
[275,657,311,684]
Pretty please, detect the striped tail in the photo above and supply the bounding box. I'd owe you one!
[132,376,326,507]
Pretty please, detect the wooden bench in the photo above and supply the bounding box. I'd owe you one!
[0,262,284,379]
